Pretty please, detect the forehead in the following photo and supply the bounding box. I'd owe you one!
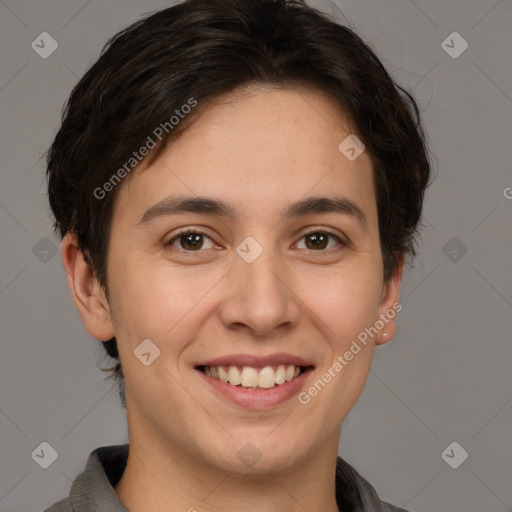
[173,84,360,158]
[114,85,376,225]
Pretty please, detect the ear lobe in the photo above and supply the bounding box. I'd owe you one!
[374,255,404,346]
[61,233,115,341]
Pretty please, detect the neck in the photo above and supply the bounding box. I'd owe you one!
[114,424,342,512]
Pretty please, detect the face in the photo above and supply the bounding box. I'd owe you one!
[68,85,402,474]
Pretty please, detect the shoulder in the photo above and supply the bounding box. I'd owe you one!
[41,444,129,511]
[42,497,73,512]
[336,456,411,512]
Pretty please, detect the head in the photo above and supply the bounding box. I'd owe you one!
[47,0,430,473]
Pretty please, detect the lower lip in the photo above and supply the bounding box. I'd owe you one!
[196,368,314,409]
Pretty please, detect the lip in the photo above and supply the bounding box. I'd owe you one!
[196,352,314,368]
[196,365,315,410]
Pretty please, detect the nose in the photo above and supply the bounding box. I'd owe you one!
[218,241,301,337]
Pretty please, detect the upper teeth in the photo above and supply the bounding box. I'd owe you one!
[203,365,301,389]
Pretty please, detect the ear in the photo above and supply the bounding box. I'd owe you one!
[61,232,115,341]
[374,254,404,346]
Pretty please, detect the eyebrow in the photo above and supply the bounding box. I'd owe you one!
[137,195,368,229]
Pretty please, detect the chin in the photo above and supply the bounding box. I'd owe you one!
[200,429,308,475]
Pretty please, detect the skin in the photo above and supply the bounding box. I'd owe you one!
[62,84,403,512]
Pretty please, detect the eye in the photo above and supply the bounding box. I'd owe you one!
[295,227,347,251]
[165,227,348,253]
[165,229,217,251]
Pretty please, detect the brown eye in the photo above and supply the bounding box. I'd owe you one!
[166,229,215,251]
[178,232,203,250]
[296,229,347,251]
[304,232,329,250]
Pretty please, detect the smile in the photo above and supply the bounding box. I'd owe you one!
[195,353,315,408]
[198,364,307,389]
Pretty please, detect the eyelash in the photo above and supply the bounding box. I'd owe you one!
[165,226,348,253]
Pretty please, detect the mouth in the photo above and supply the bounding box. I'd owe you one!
[194,353,315,408]
[196,364,313,390]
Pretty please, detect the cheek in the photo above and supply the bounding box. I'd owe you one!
[108,259,220,350]
[299,265,383,340]
[106,260,170,346]
[301,271,380,414]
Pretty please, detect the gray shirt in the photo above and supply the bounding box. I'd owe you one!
[43,444,410,512]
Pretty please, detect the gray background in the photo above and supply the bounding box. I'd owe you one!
[0,0,511,511]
